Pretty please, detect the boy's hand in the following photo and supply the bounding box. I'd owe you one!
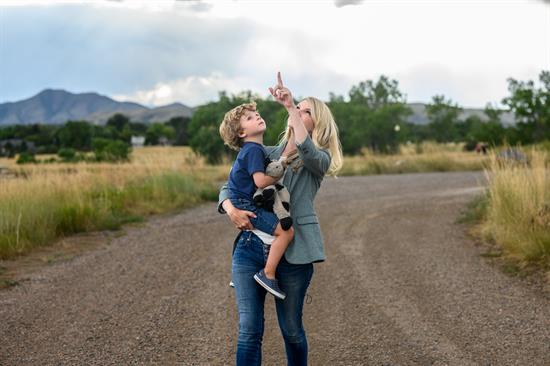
[269,72,294,109]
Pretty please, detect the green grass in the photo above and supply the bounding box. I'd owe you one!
[457,193,489,224]
[0,172,218,259]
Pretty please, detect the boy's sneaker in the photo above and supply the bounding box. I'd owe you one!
[229,280,235,288]
[254,269,286,300]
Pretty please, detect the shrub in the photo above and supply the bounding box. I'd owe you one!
[57,148,77,162]
[92,138,131,162]
[16,152,37,164]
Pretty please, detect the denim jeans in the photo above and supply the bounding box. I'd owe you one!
[230,198,279,236]
[232,231,314,366]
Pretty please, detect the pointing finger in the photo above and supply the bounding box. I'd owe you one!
[277,71,284,87]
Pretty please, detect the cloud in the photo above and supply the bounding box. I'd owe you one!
[394,64,539,108]
[0,0,547,108]
[334,0,364,8]
[175,0,213,12]
[112,72,253,107]
[0,4,259,101]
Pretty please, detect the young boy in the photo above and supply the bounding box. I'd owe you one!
[219,101,294,300]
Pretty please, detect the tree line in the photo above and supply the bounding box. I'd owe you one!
[188,71,549,163]
[0,114,190,162]
[1,70,548,164]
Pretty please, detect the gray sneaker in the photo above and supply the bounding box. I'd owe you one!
[254,269,286,300]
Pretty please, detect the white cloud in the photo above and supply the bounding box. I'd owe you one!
[112,72,255,107]
[1,0,548,108]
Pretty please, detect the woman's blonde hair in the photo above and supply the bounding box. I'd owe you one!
[279,97,343,176]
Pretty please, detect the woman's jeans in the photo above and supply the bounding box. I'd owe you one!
[232,231,314,366]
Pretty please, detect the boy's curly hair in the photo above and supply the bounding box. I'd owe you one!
[219,101,257,151]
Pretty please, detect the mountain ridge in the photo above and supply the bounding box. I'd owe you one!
[0,89,194,125]
[0,89,516,126]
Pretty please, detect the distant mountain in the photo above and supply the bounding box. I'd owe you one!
[406,103,516,126]
[0,89,515,126]
[0,89,194,125]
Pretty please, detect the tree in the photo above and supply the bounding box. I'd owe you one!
[56,120,93,150]
[343,75,411,153]
[348,75,406,110]
[330,101,368,155]
[165,116,191,146]
[106,113,130,132]
[425,95,462,142]
[502,70,550,143]
[145,123,176,145]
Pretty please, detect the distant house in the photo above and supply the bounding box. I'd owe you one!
[158,136,171,146]
[131,136,145,148]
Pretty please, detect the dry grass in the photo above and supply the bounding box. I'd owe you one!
[0,147,230,259]
[340,141,489,176]
[0,143,498,260]
[479,148,550,267]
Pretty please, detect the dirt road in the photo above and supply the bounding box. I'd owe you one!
[1,172,549,365]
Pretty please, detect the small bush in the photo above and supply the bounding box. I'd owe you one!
[57,148,77,162]
[92,138,131,162]
[16,152,37,164]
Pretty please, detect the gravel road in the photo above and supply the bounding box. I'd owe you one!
[1,171,549,365]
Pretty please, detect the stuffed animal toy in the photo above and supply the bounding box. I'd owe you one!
[253,156,293,230]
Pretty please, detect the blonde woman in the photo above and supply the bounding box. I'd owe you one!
[218,72,343,366]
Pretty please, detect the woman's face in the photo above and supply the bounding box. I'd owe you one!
[297,100,315,134]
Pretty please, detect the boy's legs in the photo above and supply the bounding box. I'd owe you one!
[244,202,294,299]
[264,224,294,280]
[245,202,294,280]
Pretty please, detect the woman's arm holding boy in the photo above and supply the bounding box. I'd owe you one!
[218,183,256,230]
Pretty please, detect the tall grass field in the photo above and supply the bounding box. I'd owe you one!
[340,141,489,176]
[0,142,505,261]
[476,148,550,270]
[0,147,228,259]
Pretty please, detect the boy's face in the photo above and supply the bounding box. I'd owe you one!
[238,109,266,139]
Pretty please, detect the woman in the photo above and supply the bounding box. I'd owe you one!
[218,72,343,365]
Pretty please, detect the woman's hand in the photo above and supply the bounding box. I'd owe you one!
[222,199,256,230]
[269,72,295,110]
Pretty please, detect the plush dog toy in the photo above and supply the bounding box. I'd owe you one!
[253,156,293,230]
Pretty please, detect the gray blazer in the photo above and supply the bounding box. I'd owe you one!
[218,135,331,264]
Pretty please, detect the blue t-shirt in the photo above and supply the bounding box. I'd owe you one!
[228,142,266,201]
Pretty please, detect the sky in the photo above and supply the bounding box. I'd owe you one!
[0,0,549,108]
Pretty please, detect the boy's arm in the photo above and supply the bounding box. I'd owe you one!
[245,145,278,188]
[252,172,279,188]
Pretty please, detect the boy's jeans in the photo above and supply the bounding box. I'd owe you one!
[232,231,314,366]
[230,198,279,236]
